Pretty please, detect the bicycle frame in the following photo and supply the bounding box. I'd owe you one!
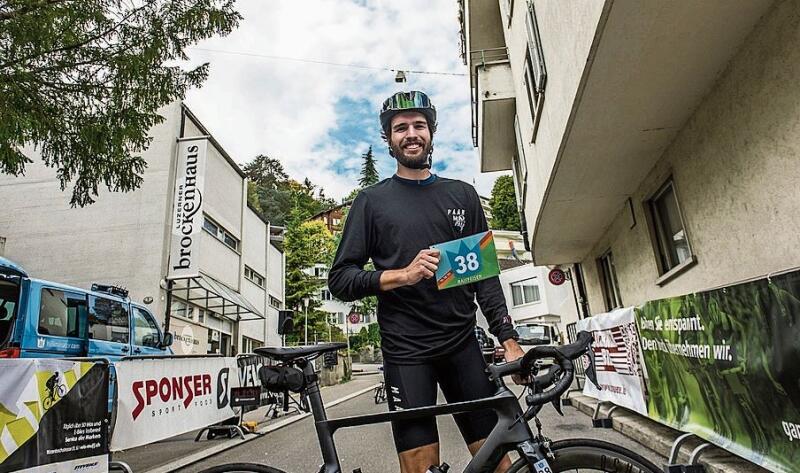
[295,359,549,473]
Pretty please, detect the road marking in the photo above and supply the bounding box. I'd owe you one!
[141,382,380,473]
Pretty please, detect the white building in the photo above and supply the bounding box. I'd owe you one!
[460,0,799,316]
[0,102,285,354]
[305,264,373,340]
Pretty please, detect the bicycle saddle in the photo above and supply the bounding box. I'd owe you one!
[254,342,347,362]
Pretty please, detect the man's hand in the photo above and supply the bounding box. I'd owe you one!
[503,339,528,385]
[404,249,440,285]
[379,249,440,291]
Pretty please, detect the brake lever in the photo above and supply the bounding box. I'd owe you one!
[550,398,564,416]
[584,347,601,390]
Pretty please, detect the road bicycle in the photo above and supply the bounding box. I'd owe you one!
[199,332,661,473]
[374,366,387,404]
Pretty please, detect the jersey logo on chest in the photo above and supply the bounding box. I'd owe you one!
[447,208,466,233]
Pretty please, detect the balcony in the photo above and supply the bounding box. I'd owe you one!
[470,48,516,173]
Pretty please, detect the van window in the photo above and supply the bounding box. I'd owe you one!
[132,307,160,348]
[39,288,86,337]
[0,279,20,346]
[89,296,129,344]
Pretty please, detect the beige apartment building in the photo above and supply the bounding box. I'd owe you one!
[0,102,286,354]
[460,0,799,315]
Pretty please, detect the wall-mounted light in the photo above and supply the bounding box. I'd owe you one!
[143,296,154,305]
[395,70,407,83]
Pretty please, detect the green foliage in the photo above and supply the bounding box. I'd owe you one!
[358,145,379,188]
[284,219,334,313]
[349,322,381,351]
[489,175,521,230]
[0,0,241,206]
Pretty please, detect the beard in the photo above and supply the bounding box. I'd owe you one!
[390,138,433,169]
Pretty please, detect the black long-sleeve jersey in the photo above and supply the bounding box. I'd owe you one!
[328,174,517,364]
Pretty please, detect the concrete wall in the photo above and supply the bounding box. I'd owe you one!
[502,0,606,233]
[240,209,268,345]
[264,242,285,347]
[0,101,182,318]
[580,0,800,312]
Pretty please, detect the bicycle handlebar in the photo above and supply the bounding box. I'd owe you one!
[487,331,597,406]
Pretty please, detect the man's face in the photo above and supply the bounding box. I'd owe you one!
[388,111,432,169]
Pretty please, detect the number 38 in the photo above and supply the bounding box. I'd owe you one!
[454,252,480,274]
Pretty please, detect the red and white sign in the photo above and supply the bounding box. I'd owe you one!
[110,357,239,451]
[348,312,361,324]
[576,307,647,415]
[548,268,566,286]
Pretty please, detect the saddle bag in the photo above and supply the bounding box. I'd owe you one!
[259,365,306,393]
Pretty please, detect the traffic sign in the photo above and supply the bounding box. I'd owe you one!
[548,268,566,286]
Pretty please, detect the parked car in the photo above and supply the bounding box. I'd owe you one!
[0,256,173,360]
[514,322,563,366]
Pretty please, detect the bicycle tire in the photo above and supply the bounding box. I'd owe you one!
[506,438,661,473]
[197,463,288,473]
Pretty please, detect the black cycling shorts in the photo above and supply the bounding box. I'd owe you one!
[383,335,498,453]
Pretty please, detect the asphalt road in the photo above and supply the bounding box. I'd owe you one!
[185,374,666,472]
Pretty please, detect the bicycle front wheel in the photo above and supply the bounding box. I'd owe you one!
[198,463,288,473]
[506,439,661,473]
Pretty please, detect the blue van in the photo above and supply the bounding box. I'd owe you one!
[0,256,173,360]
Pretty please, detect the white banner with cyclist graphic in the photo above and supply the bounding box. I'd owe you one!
[111,356,239,451]
[0,359,109,473]
[576,307,648,415]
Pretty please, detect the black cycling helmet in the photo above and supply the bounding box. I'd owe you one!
[380,91,437,167]
[380,91,437,139]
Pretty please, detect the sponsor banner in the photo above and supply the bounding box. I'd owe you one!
[167,137,208,280]
[111,356,239,451]
[236,354,273,412]
[431,231,500,290]
[577,307,647,415]
[0,359,108,473]
[636,271,800,473]
[169,317,209,355]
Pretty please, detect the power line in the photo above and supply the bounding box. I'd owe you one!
[187,47,467,77]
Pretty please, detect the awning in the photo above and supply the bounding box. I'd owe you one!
[167,273,264,321]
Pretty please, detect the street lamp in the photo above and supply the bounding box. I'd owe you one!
[302,296,310,346]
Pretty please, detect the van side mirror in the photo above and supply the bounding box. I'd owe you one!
[160,332,174,348]
[278,310,294,335]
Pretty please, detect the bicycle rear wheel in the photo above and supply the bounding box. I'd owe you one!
[506,439,661,473]
[198,463,287,473]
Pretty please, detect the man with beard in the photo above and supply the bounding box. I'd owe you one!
[328,91,523,473]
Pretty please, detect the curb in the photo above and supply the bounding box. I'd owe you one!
[142,383,380,473]
[566,393,769,473]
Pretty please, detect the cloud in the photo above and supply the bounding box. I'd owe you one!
[183,0,508,199]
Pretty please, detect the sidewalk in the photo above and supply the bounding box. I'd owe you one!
[566,393,771,473]
[114,373,382,473]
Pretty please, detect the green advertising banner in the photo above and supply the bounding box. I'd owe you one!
[636,271,800,473]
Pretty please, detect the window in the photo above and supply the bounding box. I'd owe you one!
[170,300,194,320]
[242,336,262,353]
[269,296,282,310]
[523,1,547,141]
[38,289,86,337]
[362,313,371,324]
[320,289,332,301]
[332,218,341,226]
[597,251,623,311]
[647,179,694,278]
[512,115,527,204]
[314,266,328,278]
[510,278,541,306]
[503,0,514,25]
[203,215,240,252]
[88,296,129,343]
[244,266,265,288]
[132,307,160,348]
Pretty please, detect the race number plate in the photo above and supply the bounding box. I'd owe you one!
[533,458,553,473]
[431,230,500,290]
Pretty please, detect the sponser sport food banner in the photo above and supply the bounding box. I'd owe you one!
[111,356,239,451]
[576,307,647,415]
[0,359,108,473]
[636,271,800,473]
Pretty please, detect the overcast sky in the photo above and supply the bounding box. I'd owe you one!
[183,0,508,200]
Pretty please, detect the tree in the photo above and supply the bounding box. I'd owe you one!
[358,145,379,188]
[489,175,521,231]
[0,1,241,206]
[244,155,293,225]
[283,219,335,343]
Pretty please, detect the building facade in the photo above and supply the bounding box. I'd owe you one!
[0,102,286,354]
[461,0,798,316]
